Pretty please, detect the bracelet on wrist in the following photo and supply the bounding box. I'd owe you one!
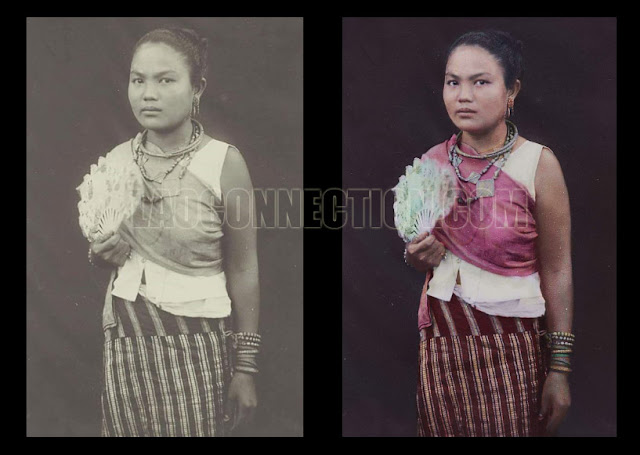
[544,331,575,375]
[227,331,261,375]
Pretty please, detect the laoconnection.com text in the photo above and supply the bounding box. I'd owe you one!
[130,188,532,231]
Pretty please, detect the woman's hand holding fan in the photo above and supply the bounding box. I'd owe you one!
[77,153,144,243]
[90,230,132,267]
[77,152,143,266]
[393,157,456,270]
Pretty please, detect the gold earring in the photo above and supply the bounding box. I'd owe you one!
[506,97,514,118]
[192,96,200,117]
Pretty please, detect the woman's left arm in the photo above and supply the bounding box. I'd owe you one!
[534,146,574,436]
[220,145,260,429]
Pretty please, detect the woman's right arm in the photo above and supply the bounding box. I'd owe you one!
[404,232,446,273]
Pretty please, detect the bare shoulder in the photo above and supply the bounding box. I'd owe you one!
[223,144,247,169]
[535,144,567,196]
[221,143,252,190]
[537,145,562,175]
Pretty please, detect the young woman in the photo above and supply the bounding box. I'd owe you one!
[405,30,573,437]
[88,27,260,437]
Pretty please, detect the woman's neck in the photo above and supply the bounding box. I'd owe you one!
[460,121,508,155]
[146,119,193,153]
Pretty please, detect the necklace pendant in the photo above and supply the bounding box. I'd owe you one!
[476,179,495,198]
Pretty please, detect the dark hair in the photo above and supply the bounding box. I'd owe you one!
[133,27,208,87]
[447,30,524,90]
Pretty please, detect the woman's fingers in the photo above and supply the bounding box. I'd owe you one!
[412,231,430,244]
[410,235,437,255]
[104,232,122,249]
[92,231,117,254]
[111,244,130,266]
[236,396,257,426]
[424,242,445,267]
[545,405,566,436]
[236,401,249,426]
[538,391,551,435]
[406,234,446,271]
[225,391,237,431]
[94,236,131,266]
[545,398,570,436]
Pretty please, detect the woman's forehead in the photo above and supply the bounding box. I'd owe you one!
[131,42,189,71]
[446,45,501,75]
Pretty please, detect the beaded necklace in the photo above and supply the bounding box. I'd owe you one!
[134,119,204,184]
[448,121,518,204]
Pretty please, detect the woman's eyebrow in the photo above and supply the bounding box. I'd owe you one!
[445,72,491,79]
[130,70,178,77]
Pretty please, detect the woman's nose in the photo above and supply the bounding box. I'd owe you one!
[458,83,473,102]
[142,83,158,100]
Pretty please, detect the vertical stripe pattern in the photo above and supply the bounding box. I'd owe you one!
[101,295,232,437]
[417,294,547,437]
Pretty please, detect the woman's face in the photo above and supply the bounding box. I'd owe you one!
[128,42,195,132]
[443,45,514,135]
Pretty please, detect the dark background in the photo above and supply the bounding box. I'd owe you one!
[27,17,303,436]
[342,17,616,437]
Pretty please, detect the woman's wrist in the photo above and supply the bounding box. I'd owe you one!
[547,370,570,380]
[229,331,261,375]
[545,331,575,375]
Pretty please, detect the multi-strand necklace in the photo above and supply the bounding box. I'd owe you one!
[448,120,518,204]
[134,119,204,184]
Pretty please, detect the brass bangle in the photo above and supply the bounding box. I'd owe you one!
[549,365,572,374]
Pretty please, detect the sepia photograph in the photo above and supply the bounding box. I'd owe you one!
[27,17,303,437]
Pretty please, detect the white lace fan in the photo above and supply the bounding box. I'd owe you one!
[393,157,457,243]
[76,153,144,243]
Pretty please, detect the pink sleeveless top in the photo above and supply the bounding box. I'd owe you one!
[417,135,540,329]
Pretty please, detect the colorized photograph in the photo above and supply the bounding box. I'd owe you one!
[342,17,616,437]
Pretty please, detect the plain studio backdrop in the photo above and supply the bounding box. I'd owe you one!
[27,17,303,436]
[342,17,616,437]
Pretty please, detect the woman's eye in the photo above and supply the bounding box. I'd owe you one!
[446,80,458,86]
[131,78,143,84]
[160,78,174,84]
[475,80,489,86]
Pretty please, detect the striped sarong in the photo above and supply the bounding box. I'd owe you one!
[417,294,548,437]
[101,295,233,437]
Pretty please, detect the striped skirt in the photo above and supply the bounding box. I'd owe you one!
[101,295,233,437]
[417,294,548,437]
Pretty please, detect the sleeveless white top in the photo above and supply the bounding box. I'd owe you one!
[111,138,232,318]
[426,140,546,318]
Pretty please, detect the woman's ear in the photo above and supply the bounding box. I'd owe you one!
[195,77,207,97]
[510,79,522,100]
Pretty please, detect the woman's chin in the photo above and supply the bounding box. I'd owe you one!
[137,117,180,133]
[452,118,500,135]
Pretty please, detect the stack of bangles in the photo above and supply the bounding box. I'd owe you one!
[228,332,262,375]
[544,331,575,374]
